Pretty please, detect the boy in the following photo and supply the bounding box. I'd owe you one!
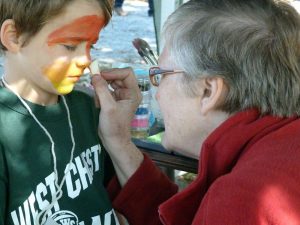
[0,0,120,224]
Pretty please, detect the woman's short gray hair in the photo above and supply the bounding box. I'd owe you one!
[162,0,300,117]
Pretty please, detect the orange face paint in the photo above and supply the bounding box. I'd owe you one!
[45,15,105,94]
[47,15,105,57]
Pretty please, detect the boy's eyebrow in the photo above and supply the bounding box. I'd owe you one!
[49,37,96,45]
[47,15,105,45]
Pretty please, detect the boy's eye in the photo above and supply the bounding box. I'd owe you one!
[63,44,77,51]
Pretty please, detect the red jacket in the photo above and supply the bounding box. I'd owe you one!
[108,109,300,225]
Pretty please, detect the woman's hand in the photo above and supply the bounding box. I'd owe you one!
[91,68,142,147]
[91,68,144,186]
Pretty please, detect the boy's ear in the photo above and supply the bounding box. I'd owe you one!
[199,76,228,115]
[1,19,22,53]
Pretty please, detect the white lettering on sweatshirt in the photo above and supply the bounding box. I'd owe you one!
[10,144,118,225]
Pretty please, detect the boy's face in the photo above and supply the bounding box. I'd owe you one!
[16,0,105,95]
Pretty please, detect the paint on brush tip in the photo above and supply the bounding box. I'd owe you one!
[89,60,101,75]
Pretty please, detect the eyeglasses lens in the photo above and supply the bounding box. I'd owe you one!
[153,74,162,86]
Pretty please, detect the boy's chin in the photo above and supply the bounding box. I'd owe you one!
[54,84,75,95]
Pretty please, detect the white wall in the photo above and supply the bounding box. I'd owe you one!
[153,0,188,52]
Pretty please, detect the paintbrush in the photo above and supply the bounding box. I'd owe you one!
[132,39,155,65]
[135,49,154,65]
[132,38,158,65]
[136,38,159,61]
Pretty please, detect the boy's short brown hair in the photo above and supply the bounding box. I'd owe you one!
[0,0,114,52]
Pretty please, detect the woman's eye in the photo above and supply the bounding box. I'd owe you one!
[63,45,77,51]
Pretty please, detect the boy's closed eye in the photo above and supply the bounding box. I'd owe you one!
[62,44,78,51]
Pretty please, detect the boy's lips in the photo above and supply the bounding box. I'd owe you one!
[67,75,81,81]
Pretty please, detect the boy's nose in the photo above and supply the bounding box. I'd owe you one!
[75,55,91,69]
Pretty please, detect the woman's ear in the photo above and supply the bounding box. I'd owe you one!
[0,19,22,53]
[199,76,228,115]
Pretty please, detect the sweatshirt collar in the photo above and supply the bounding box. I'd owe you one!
[0,85,68,121]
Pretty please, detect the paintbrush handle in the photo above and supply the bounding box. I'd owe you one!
[145,54,157,65]
[150,50,159,62]
[137,50,154,65]
[144,48,158,64]
[143,56,153,65]
[139,49,157,65]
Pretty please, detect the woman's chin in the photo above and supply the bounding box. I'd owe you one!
[161,136,170,150]
[162,136,198,159]
[161,136,176,153]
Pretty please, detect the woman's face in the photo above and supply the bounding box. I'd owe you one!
[156,48,207,159]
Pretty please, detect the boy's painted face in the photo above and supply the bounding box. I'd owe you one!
[44,15,104,94]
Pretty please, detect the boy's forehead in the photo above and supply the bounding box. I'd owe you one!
[47,15,105,44]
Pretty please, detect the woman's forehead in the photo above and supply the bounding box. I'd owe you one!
[159,48,177,68]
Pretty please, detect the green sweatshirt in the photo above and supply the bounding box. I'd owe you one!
[0,85,119,225]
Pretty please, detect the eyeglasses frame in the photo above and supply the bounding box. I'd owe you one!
[149,66,184,87]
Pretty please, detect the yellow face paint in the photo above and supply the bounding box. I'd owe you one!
[43,58,85,94]
[45,15,105,94]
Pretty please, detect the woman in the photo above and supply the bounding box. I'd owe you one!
[92,0,300,224]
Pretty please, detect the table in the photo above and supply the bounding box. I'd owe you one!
[133,138,198,174]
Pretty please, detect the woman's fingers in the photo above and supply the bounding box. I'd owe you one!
[91,74,116,110]
[101,68,139,90]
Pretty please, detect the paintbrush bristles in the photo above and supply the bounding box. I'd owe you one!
[135,38,159,60]
[132,38,158,65]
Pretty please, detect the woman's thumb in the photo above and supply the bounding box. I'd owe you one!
[91,74,115,109]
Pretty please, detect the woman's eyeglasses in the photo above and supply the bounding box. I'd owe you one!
[149,66,184,87]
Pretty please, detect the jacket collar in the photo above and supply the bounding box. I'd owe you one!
[159,109,296,225]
